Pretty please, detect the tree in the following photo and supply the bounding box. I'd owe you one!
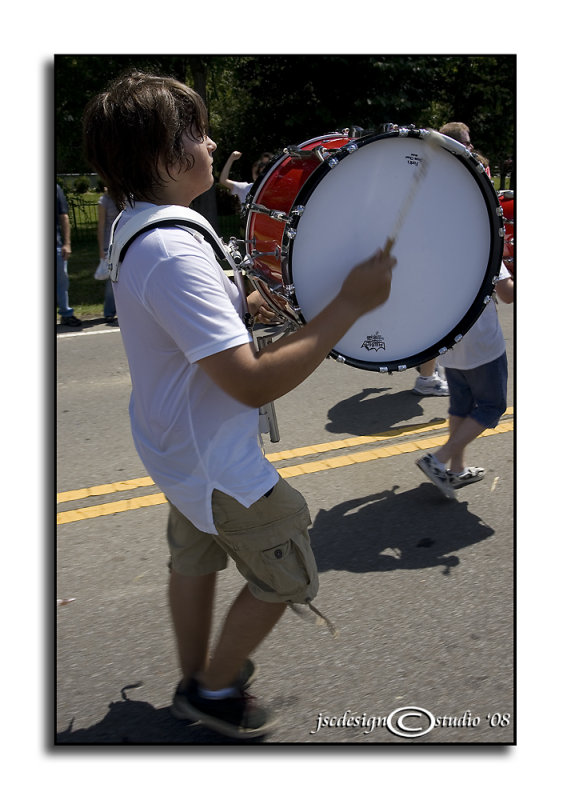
[55,54,515,186]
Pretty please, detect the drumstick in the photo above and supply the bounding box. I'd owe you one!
[384,130,446,255]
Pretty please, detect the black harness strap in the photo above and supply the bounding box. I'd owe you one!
[116,219,229,265]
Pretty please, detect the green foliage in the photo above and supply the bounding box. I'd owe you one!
[56,54,515,316]
[73,175,91,194]
[55,54,515,178]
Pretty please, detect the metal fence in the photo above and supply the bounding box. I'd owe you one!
[67,197,99,243]
[67,196,242,244]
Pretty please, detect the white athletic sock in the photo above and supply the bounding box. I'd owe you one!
[198,685,240,700]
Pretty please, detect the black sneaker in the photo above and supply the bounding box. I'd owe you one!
[60,315,82,327]
[171,680,274,739]
[236,658,257,689]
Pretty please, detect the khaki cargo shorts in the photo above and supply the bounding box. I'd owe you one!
[166,477,319,605]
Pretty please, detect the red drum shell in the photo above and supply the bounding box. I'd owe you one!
[498,190,514,275]
[244,134,352,290]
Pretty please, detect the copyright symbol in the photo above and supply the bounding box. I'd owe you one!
[387,706,435,739]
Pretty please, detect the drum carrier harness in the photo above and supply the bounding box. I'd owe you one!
[107,205,281,444]
[107,205,253,327]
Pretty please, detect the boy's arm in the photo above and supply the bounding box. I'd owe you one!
[198,246,396,408]
[495,275,514,304]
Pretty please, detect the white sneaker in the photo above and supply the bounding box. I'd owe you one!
[416,453,456,499]
[413,373,449,396]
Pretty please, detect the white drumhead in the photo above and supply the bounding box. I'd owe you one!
[289,136,496,367]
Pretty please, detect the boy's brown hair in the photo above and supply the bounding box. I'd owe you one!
[83,71,208,209]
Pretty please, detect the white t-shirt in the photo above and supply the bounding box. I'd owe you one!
[113,202,278,534]
[230,181,253,205]
[439,263,511,371]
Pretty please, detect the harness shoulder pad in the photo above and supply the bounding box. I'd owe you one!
[108,206,229,282]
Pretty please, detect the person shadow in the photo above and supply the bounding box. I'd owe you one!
[55,683,264,745]
[310,485,494,576]
[326,387,446,437]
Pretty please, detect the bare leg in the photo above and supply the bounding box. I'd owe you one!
[198,586,286,691]
[169,570,217,687]
[419,358,437,377]
[434,415,486,473]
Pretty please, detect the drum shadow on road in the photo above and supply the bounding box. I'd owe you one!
[326,387,445,436]
[310,485,494,575]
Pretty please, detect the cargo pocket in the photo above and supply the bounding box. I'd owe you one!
[257,514,318,604]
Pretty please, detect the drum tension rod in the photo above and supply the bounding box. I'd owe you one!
[246,201,290,222]
[253,246,281,259]
[238,236,280,260]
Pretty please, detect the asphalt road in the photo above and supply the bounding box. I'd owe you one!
[56,302,514,746]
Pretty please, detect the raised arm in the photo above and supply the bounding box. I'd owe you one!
[219,151,243,190]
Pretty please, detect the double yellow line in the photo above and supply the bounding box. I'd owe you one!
[57,410,513,525]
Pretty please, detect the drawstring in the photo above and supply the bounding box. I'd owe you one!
[288,599,339,639]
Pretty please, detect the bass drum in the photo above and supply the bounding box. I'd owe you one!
[245,129,505,372]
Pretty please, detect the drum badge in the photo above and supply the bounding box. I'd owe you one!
[406,153,423,167]
[361,331,386,352]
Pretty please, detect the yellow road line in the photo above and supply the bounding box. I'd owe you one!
[56,417,513,525]
[58,492,167,524]
[266,420,449,462]
[278,421,513,478]
[58,476,156,503]
[57,408,513,505]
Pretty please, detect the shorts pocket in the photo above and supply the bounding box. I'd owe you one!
[257,516,318,602]
[217,506,318,603]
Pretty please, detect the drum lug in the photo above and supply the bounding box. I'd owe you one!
[270,209,290,223]
[284,206,305,236]
[398,125,419,137]
[284,145,333,163]
[326,156,339,169]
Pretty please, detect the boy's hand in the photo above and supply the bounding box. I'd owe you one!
[341,244,396,314]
